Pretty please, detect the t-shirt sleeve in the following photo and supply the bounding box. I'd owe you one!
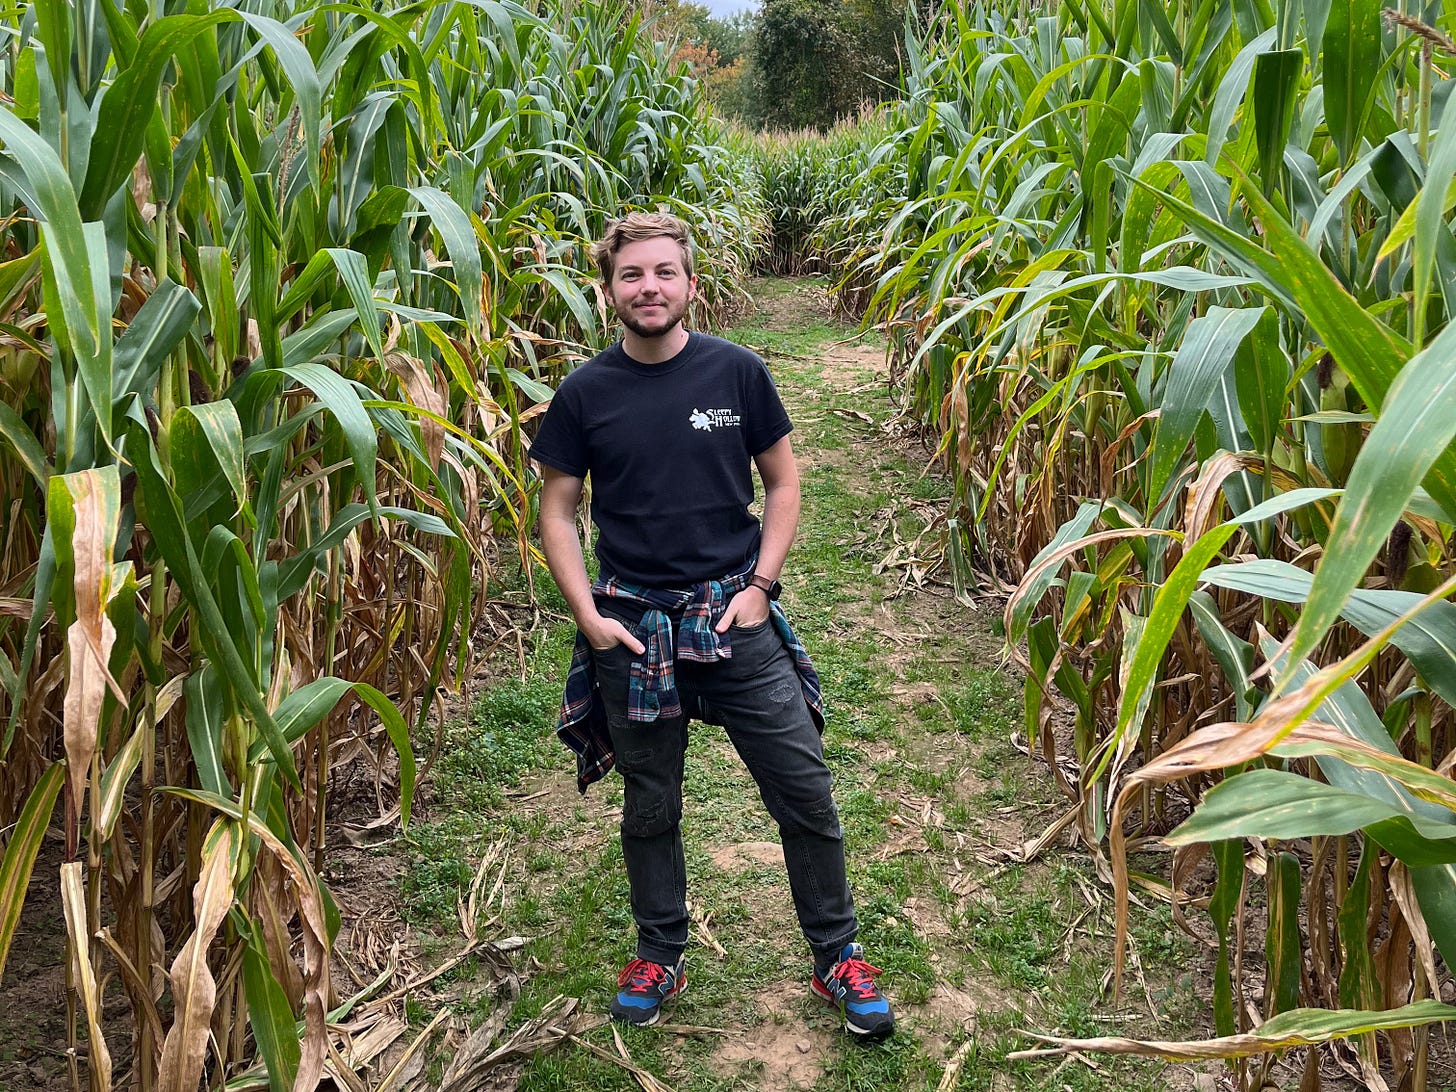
[743,357,793,456]
[527,382,588,477]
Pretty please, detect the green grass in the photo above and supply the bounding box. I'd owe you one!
[389,277,1210,1091]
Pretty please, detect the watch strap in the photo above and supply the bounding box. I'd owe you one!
[748,573,781,599]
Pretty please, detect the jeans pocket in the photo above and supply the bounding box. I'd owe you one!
[591,642,635,672]
[729,616,772,634]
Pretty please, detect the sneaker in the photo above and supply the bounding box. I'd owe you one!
[610,956,686,1026]
[811,943,895,1038]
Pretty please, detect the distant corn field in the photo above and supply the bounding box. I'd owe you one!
[0,0,760,1087]
[799,0,1456,1087]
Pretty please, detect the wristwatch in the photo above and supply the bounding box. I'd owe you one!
[748,573,782,600]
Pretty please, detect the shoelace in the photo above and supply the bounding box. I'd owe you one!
[618,958,667,992]
[834,956,884,998]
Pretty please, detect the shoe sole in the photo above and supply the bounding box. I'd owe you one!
[811,977,894,1039]
[611,980,687,1028]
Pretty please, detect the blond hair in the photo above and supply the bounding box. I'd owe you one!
[591,212,695,283]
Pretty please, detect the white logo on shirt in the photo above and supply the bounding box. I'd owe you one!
[690,407,741,431]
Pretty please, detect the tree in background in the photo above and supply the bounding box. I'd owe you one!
[752,0,910,129]
[632,0,919,131]
[633,0,759,121]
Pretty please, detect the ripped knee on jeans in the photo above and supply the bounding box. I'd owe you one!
[783,791,843,840]
[622,789,681,838]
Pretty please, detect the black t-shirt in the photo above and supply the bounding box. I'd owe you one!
[528,332,793,586]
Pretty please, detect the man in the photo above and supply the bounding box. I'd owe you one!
[529,212,894,1039]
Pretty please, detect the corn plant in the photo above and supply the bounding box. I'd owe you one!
[795,0,1456,1085]
[0,0,760,1087]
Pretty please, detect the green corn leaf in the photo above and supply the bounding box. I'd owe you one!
[268,678,352,749]
[280,310,359,369]
[323,248,384,363]
[1323,0,1384,165]
[0,763,64,983]
[1233,306,1289,455]
[353,682,416,829]
[407,187,483,332]
[1202,559,1456,709]
[1148,305,1266,504]
[276,250,343,325]
[79,11,234,217]
[1265,850,1302,1015]
[280,362,379,517]
[1251,50,1303,197]
[1209,839,1243,1036]
[1413,87,1456,343]
[172,401,250,523]
[246,677,414,828]
[240,169,282,372]
[202,528,267,661]
[112,279,201,400]
[1287,318,1456,672]
[242,917,300,1092]
[96,719,147,841]
[196,247,237,371]
[0,401,51,490]
[1205,28,1277,168]
[185,667,230,799]
[1337,840,1380,1009]
[1125,166,1412,422]
[1169,768,1456,867]
[32,0,72,114]
[0,111,109,440]
[236,12,322,190]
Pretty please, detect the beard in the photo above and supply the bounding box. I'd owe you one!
[618,298,688,340]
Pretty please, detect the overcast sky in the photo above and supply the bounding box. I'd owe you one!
[700,0,758,16]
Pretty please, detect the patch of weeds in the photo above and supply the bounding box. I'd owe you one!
[435,673,560,805]
[738,320,847,359]
[529,562,570,613]
[944,670,1018,739]
[853,891,934,1006]
[973,748,1034,808]
[817,1032,934,1090]
[526,848,563,874]
[905,764,954,795]
[513,891,549,927]
[399,824,473,925]
[954,867,1064,992]
[823,739,865,766]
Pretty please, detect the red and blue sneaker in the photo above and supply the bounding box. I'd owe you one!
[610,956,686,1026]
[811,943,895,1038]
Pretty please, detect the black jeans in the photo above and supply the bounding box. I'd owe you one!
[593,608,858,968]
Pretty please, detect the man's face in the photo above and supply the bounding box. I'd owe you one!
[605,236,697,340]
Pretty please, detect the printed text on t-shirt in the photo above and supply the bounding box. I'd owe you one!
[689,407,741,431]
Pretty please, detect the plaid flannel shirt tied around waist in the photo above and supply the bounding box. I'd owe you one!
[556,566,824,792]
